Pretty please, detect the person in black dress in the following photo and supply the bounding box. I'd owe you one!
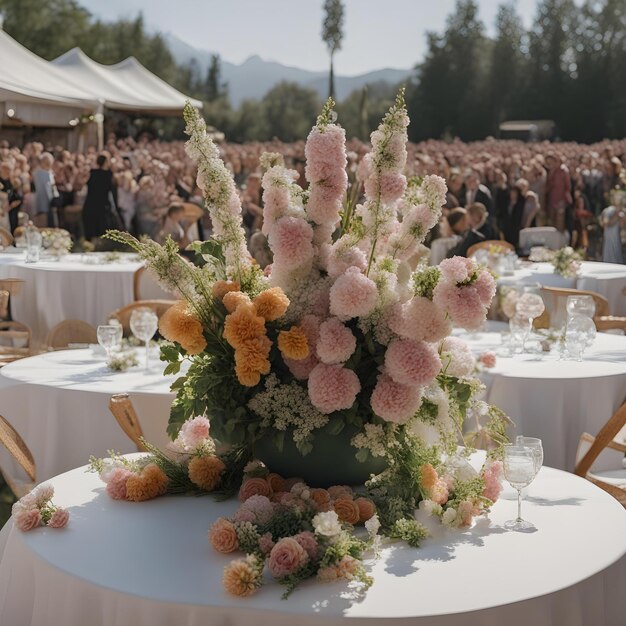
[0,161,22,233]
[82,153,118,240]
[499,186,524,249]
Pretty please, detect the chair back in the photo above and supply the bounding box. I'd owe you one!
[0,290,8,320]
[133,267,176,301]
[467,240,515,258]
[0,414,36,483]
[0,321,31,362]
[109,300,174,337]
[0,278,24,296]
[46,320,97,350]
[429,237,458,266]
[519,227,568,252]
[108,393,147,451]
[0,227,14,248]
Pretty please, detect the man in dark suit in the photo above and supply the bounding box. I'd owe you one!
[468,202,498,240]
[464,170,494,225]
[445,207,486,258]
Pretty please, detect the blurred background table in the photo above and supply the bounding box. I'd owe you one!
[0,455,624,626]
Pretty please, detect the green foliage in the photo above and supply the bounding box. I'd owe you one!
[262,82,320,142]
[388,518,429,548]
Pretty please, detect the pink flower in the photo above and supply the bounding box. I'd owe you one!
[329,267,378,320]
[237,494,275,525]
[233,508,256,523]
[457,500,480,528]
[308,363,361,414]
[14,508,42,532]
[439,256,475,283]
[379,171,407,204]
[326,240,368,278]
[440,337,476,377]
[474,269,497,305]
[259,532,275,555]
[316,317,356,364]
[371,373,422,424]
[385,339,442,386]
[268,537,308,579]
[389,297,451,343]
[482,460,504,502]
[47,507,70,529]
[433,281,488,331]
[268,216,314,269]
[106,467,134,500]
[479,351,497,368]
[293,531,319,560]
[307,192,343,226]
[178,416,211,451]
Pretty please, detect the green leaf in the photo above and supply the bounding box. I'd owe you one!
[355,448,370,463]
[324,419,345,436]
[164,362,181,376]
[273,430,285,452]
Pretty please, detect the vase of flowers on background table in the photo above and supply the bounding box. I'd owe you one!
[101,94,510,598]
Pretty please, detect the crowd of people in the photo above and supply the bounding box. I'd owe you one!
[1,133,626,264]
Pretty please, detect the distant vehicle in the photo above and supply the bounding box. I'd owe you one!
[499,120,556,142]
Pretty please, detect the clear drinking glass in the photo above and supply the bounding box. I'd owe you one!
[107,318,123,349]
[509,315,530,354]
[566,295,596,320]
[503,445,537,531]
[97,325,119,359]
[129,308,158,371]
[565,315,596,361]
[515,436,544,476]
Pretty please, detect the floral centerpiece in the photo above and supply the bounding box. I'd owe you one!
[40,228,73,258]
[104,94,509,597]
[551,246,582,278]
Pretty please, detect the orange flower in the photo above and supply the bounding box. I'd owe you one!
[420,463,438,493]
[209,517,239,553]
[223,303,266,350]
[223,557,262,597]
[234,360,263,387]
[278,326,309,360]
[310,488,331,510]
[222,290,251,313]
[212,280,240,300]
[328,485,353,499]
[239,477,272,501]
[159,301,207,355]
[235,336,272,374]
[125,464,168,502]
[355,497,376,523]
[188,455,225,491]
[333,497,360,525]
[253,287,290,321]
[267,473,286,493]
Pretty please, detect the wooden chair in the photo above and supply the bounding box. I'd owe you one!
[575,403,626,507]
[0,278,24,297]
[0,321,31,365]
[133,267,176,301]
[467,240,515,258]
[45,320,97,350]
[109,300,174,337]
[0,414,36,498]
[534,286,612,329]
[0,227,14,248]
[108,393,147,452]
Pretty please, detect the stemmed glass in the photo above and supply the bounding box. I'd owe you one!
[503,445,537,531]
[129,308,158,371]
[515,436,544,486]
[97,325,120,360]
[565,315,596,361]
[108,318,124,347]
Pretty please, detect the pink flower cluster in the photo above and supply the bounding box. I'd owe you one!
[479,351,497,369]
[268,537,309,578]
[371,373,422,424]
[234,494,275,525]
[305,124,348,228]
[308,363,361,414]
[177,416,211,451]
[482,460,504,502]
[316,317,356,364]
[12,483,69,532]
[261,165,299,235]
[329,267,378,320]
[433,257,496,331]
[385,338,442,386]
[439,337,476,377]
[388,297,451,344]
[326,236,368,278]
[268,216,314,270]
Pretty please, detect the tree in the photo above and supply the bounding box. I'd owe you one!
[262,82,319,141]
[204,54,227,102]
[321,0,344,100]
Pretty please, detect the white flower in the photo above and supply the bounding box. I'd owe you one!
[365,513,381,536]
[418,499,442,517]
[32,483,54,506]
[313,510,342,537]
[99,458,126,482]
[441,507,458,527]
[243,460,266,475]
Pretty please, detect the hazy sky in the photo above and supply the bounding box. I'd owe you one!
[78,0,546,75]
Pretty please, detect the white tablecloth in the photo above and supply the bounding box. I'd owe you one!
[498,261,626,315]
[0,455,624,626]
[0,348,181,484]
[459,327,626,471]
[0,251,143,344]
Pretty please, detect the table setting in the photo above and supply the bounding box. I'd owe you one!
[1,97,625,626]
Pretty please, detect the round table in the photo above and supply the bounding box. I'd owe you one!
[0,348,181,485]
[0,455,624,626]
[0,251,143,345]
[458,327,626,471]
[498,261,626,315]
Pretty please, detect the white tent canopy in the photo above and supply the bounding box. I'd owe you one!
[52,48,202,114]
[0,29,98,126]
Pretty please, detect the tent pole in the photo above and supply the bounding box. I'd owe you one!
[95,102,104,151]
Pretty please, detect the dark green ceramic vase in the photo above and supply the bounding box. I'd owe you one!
[253,425,387,487]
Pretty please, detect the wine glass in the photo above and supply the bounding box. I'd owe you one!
[97,325,119,360]
[503,445,537,531]
[107,318,123,349]
[508,315,529,354]
[515,436,543,476]
[129,308,158,371]
[565,315,596,361]
[566,295,596,320]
